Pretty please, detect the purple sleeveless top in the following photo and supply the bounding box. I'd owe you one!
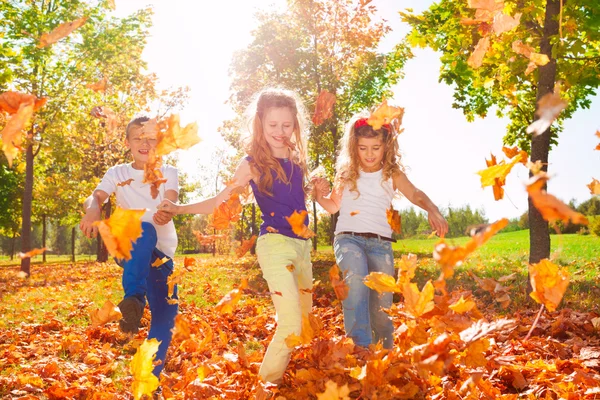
[248,156,309,240]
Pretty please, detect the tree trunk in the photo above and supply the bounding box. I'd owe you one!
[250,203,257,255]
[42,214,47,263]
[97,201,110,262]
[71,226,76,263]
[529,0,560,264]
[20,138,34,277]
[10,231,16,261]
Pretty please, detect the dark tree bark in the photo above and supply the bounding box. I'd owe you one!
[71,226,76,263]
[20,138,34,277]
[529,0,560,264]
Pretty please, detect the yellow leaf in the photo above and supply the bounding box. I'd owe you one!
[93,207,145,261]
[367,99,404,130]
[464,338,490,368]
[364,272,400,294]
[449,296,476,314]
[89,300,122,328]
[396,253,418,285]
[529,259,570,312]
[386,208,402,234]
[402,280,435,318]
[285,314,321,348]
[215,279,248,314]
[316,380,351,400]
[151,256,169,268]
[477,152,524,188]
[130,338,160,400]
[329,264,349,301]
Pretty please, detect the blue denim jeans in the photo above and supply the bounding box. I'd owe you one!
[117,222,178,377]
[333,233,394,349]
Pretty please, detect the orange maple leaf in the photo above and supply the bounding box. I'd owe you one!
[38,16,88,48]
[1,102,34,167]
[316,380,350,400]
[0,91,47,114]
[93,207,145,261]
[172,315,191,341]
[529,259,570,312]
[350,210,360,216]
[312,90,336,126]
[587,178,600,195]
[155,114,201,157]
[367,99,404,131]
[18,247,47,259]
[492,12,521,35]
[89,300,122,328]
[526,84,567,136]
[402,280,435,318]
[329,264,349,301]
[235,235,257,258]
[285,313,322,348]
[364,272,400,294]
[210,193,242,230]
[215,279,248,314]
[397,253,418,285]
[117,178,134,187]
[596,130,600,151]
[483,153,505,200]
[526,174,588,225]
[467,36,490,69]
[386,208,401,234]
[193,231,226,246]
[449,295,476,314]
[86,77,108,92]
[266,226,279,233]
[285,210,315,239]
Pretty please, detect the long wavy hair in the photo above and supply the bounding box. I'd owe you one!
[242,88,309,196]
[335,113,404,197]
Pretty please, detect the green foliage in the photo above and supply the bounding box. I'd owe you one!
[589,216,600,236]
[577,196,600,216]
[0,160,22,236]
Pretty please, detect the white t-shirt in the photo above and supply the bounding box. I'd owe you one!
[96,163,178,258]
[335,169,395,238]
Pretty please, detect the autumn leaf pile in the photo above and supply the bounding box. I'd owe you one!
[1,246,599,399]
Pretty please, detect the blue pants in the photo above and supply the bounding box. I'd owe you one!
[333,234,394,349]
[118,222,178,377]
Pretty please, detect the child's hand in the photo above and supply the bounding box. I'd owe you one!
[79,208,101,238]
[153,209,174,225]
[428,210,448,238]
[158,199,179,214]
[311,177,330,199]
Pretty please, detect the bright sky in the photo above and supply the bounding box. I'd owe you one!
[115,0,600,222]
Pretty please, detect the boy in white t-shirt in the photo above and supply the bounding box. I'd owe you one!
[79,116,230,378]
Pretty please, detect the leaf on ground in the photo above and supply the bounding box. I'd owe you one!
[93,207,144,261]
[235,236,257,258]
[526,84,568,136]
[312,90,336,126]
[215,279,248,314]
[90,300,122,328]
[1,102,34,167]
[285,210,315,239]
[38,16,88,48]
[329,264,349,301]
[449,295,476,314]
[529,259,570,312]
[526,174,589,225]
[130,338,160,400]
[18,247,47,259]
[386,208,401,234]
[316,380,350,400]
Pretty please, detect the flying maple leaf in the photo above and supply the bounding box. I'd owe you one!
[526,84,568,136]
[86,77,108,93]
[107,0,116,10]
[364,272,400,294]
[130,338,160,400]
[449,296,476,314]
[587,179,600,195]
[316,380,350,400]
[367,99,404,131]
[386,208,401,234]
[468,271,512,308]
[151,257,169,268]
[526,174,588,225]
[596,130,600,150]
[1,102,34,167]
[477,152,525,199]
[235,235,257,258]
[483,153,505,200]
[117,178,134,187]
[215,279,248,314]
[529,259,570,312]
[38,16,88,48]
[18,247,47,259]
[329,264,349,301]
[193,231,227,246]
[210,193,242,230]
[468,36,490,69]
[402,280,435,318]
[285,314,322,348]
[89,300,122,328]
[155,114,201,157]
[285,210,315,238]
[0,91,47,114]
[93,207,145,261]
[492,12,521,35]
[312,90,336,126]
[171,315,191,341]
[397,253,418,285]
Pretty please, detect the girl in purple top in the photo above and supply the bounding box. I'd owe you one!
[162,88,313,385]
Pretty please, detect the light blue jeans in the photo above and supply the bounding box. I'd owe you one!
[333,233,394,349]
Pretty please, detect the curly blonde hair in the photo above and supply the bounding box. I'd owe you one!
[242,88,309,196]
[335,114,404,197]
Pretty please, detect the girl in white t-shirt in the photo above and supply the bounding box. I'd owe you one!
[315,113,448,349]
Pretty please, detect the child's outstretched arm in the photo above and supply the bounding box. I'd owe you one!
[158,159,254,216]
[153,189,178,225]
[80,190,109,238]
[314,176,342,214]
[393,171,449,238]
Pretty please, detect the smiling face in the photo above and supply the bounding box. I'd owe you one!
[125,124,158,169]
[357,136,385,172]
[262,106,296,158]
